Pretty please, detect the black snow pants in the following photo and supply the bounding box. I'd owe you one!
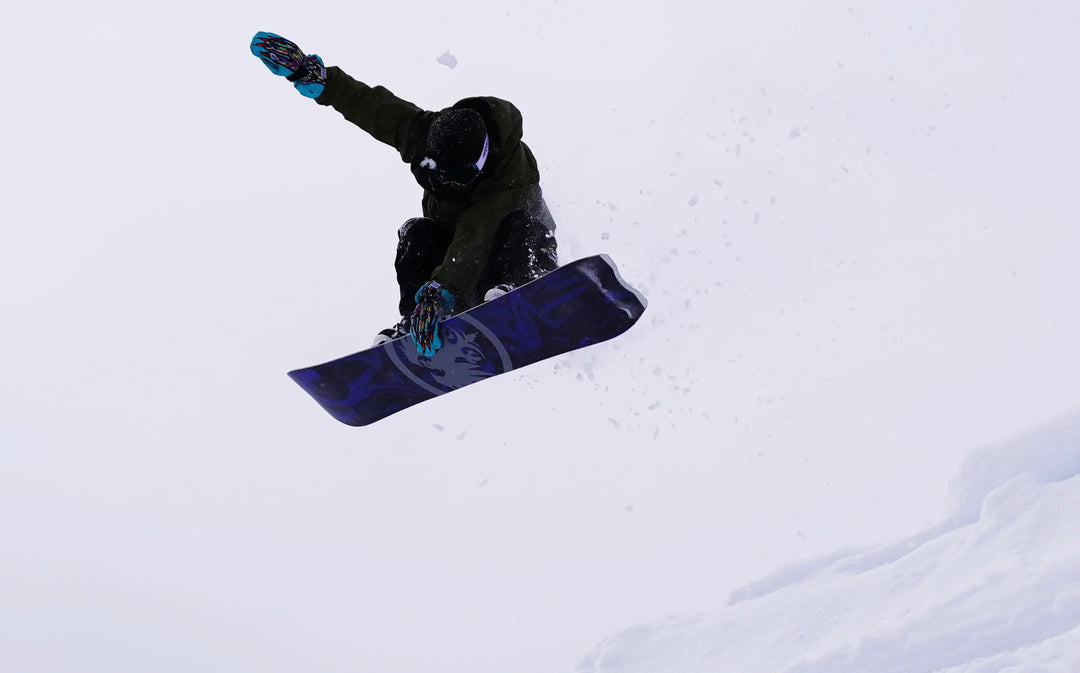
[394,198,559,316]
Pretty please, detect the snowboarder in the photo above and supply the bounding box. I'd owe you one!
[250,32,559,356]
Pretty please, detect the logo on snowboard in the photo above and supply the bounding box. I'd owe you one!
[385,314,512,394]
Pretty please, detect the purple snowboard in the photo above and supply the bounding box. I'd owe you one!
[288,255,647,426]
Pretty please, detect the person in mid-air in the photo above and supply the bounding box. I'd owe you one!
[251,32,559,356]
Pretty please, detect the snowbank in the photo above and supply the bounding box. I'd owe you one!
[577,411,1080,673]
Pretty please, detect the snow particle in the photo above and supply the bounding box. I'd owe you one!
[437,51,458,68]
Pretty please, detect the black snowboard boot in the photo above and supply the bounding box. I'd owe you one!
[373,317,409,346]
[483,283,515,302]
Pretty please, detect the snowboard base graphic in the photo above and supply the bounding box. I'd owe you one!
[287,255,647,426]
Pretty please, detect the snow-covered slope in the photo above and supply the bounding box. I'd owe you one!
[578,412,1080,673]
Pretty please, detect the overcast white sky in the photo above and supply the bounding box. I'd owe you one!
[3,1,1080,672]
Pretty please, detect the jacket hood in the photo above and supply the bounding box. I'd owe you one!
[411,97,525,195]
[449,97,524,174]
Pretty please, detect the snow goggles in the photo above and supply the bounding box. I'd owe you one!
[421,134,490,188]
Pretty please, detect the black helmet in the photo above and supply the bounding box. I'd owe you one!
[419,108,490,189]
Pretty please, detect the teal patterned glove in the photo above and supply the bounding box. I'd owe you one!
[410,281,455,356]
[250,31,326,98]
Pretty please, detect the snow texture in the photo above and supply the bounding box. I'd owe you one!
[578,412,1080,673]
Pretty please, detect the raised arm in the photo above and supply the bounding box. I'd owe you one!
[315,67,435,163]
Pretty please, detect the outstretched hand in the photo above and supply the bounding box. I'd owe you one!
[250,31,326,99]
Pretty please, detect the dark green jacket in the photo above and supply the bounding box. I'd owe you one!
[315,66,544,297]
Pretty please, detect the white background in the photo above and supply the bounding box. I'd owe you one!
[3,1,1079,671]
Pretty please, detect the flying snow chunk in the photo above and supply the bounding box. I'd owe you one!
[437,51,458,69]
